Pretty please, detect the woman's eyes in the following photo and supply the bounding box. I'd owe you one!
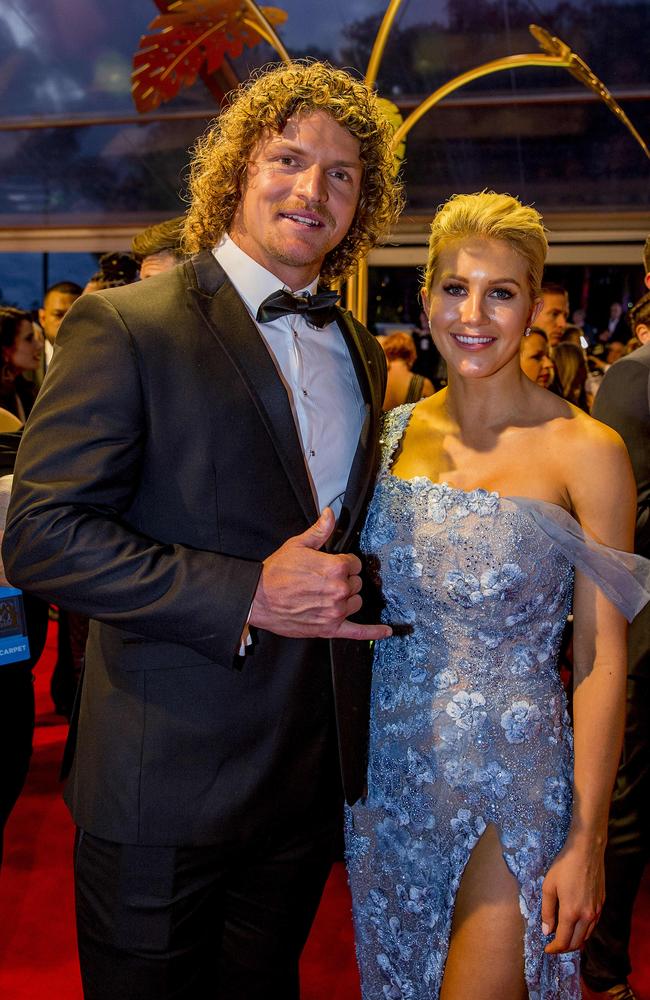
[441,284,514,299]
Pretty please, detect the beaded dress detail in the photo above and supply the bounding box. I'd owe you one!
[346,403,650,1000]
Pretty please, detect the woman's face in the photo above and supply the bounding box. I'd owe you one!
[4,320,43,372]
[520,332,554,387]
[422,238,539,381]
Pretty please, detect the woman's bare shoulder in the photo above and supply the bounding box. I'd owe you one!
[550,403,635,544]
[550,400,627,457]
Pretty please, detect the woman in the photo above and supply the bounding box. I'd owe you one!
[553,341,590,411]
[346,192,650,1000]
[0,308,42,421]
[519,325,554,388]
[380,331,436,410]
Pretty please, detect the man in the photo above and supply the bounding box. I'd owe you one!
[583,292,650,1000]
[644,234,650,289]
[37,280,81,374]
[3,61,402,999]
[598,300,628,345]
[536,281,570,347]
[131,216,186,279]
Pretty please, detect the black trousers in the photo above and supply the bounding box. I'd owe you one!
[582,602,650,990]
[0,592,49,864]
[74,820,338,1000]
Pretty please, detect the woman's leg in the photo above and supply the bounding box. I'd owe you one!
[440,823,528,1000]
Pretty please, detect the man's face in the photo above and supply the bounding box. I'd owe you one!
[38,290,79,343]
[229,110,363,290]
[536,291,569,347]
[139,250,180,280]
[606,341,625,364]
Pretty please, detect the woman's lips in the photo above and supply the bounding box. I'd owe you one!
[451,333,496,350]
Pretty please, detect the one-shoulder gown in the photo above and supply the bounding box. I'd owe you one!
[346,404,650,1000]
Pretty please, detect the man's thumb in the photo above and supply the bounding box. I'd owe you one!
[295,507,336,549]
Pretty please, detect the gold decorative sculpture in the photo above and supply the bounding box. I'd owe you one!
[132,1,650,321]
[132,0,288,112]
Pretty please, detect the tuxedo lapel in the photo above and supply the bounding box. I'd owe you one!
[330,310,383,553]
[188,252,318,524]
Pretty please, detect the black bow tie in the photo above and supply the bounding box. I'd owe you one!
[256,288,340,329]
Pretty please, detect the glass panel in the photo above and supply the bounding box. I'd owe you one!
[402,100,650,213]
[0,0,647,226]
[0,121,198,225]
[0,253,101,311]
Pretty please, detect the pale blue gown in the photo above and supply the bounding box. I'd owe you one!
[346,404,650,1000]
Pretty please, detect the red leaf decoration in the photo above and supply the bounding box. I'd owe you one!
[132,0,288,113]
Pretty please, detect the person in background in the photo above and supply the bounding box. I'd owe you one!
[536,282,569,347]
[132,216,186,279]
[37,281,81,381]
[597,301,627,346]
[0,428,49,866]
[552,341,589,411]
[560,325,586,348]
[583,290,650,1000]
[84,252,139,293]
[379,330,435,410]
[3,60,401,1000]
[571,307,597,346]
[519,325,554,388]
[604,340,627,366]
[0,307,43,421]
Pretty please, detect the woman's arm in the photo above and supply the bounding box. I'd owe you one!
[542,416,637,954]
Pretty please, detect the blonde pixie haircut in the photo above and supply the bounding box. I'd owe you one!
[423,191,548,300]
[183,60,403,286]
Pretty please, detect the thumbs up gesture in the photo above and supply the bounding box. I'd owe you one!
[249,508,392,641]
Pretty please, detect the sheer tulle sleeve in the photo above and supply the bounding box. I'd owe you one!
[509,496,650,622]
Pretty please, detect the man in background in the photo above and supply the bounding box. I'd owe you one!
[583,291,650,1000]
[37,281,81,376]
[536,281,570,347]
[131,216,185,279]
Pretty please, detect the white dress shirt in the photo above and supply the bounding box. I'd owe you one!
[214,235,365,518]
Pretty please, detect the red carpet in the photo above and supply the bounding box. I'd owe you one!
[0,622,647,999]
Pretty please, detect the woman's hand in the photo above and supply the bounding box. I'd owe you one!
[541,836,605,953]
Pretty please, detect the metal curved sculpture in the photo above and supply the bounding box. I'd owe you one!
[133,1,650,322]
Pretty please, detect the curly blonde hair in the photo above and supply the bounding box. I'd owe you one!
[183,61,403,285]
[423,191,548,301]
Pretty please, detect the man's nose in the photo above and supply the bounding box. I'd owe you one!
[294,164,328,203]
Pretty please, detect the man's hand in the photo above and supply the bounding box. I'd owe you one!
[249,508,392,641]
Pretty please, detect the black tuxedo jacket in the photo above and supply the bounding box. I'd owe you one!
[3,251,387,846]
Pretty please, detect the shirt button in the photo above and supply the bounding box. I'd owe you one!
[310,450,316,457]
[302,389,308,396]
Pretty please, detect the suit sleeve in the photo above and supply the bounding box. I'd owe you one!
[592,358,650,556]
[1,292,262,663]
